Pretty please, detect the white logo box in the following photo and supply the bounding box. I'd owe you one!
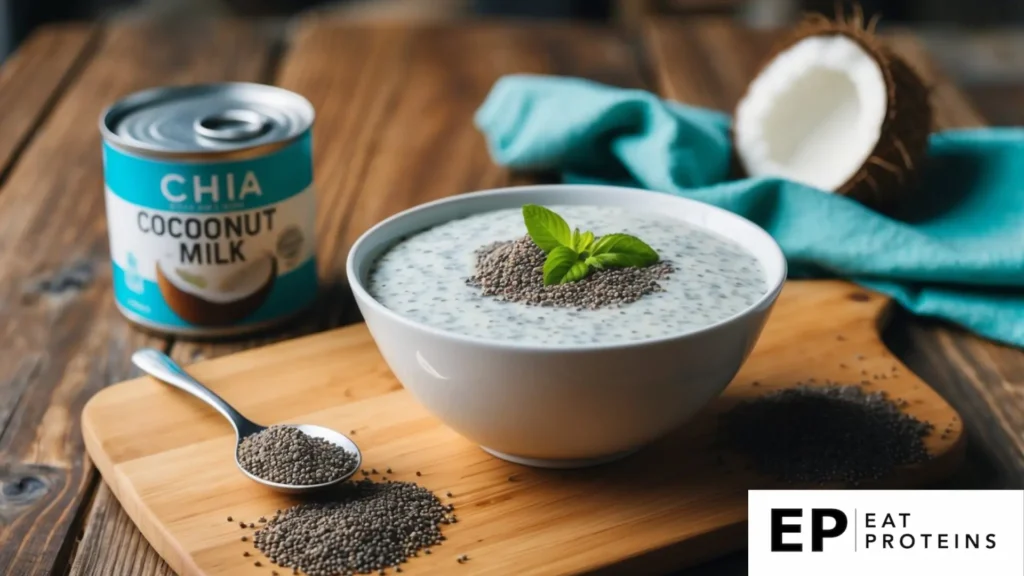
[748,490,1024,576]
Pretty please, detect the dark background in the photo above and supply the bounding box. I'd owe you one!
[3,0,1023,124]
[5,0,1024,54]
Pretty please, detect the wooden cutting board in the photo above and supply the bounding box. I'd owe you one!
[82,280,965,576]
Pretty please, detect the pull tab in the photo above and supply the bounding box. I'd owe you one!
[194,109,268,141]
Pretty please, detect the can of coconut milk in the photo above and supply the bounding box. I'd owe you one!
[100,83,318,337]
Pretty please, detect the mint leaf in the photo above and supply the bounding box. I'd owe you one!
[523,205,572,253]
[542,246,580,285]
[576,230,595,254]
[564,260,591,284]
[519,206,659,286]
[590,233,658,266]
[589,252,654,268]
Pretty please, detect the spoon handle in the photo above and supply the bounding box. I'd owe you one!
[131,348,259,438]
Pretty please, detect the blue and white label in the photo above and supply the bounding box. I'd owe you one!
[103,132,318,331]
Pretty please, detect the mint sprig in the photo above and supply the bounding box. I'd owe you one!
[521,205,660,286]
[523,204,572,252]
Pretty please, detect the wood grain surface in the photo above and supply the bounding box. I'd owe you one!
[0,24,102,575]
[82,281,964,576]
[0,13,1012,576]
[0,24,97,185]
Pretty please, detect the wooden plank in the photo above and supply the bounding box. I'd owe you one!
[643,18,775,110]
[0,24,98,190]
[68,486,174,576]
[0,23,113,576]
[0,20,277,576]
[0,22,97,464]
[81,281,964,576]
[642,18,1022,495]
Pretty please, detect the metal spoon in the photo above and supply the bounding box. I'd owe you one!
[131,348,362,494]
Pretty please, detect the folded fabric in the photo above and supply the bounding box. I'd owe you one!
[474,74,1024,347]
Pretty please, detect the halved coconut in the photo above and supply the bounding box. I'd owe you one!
[157,253,277,326]
[733,10,932,211]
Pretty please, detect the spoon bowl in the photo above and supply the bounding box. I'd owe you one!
[131,348,362,494]
[235,424,363,495]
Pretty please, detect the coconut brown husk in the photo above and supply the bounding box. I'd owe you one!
[733,8,933,213]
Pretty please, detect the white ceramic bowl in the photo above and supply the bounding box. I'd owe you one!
[347,185,786,468]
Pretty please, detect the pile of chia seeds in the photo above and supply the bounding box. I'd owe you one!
[237,426,357,486]
[467,237,674,310]
[719,385,934,485]
[252,479,453,576]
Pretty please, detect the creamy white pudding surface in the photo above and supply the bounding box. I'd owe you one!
[367,205,767,346]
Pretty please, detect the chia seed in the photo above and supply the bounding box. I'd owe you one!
[253,479,452,576]
[237,426,357,486]
[467,237,674,310]
[719,384,933,485]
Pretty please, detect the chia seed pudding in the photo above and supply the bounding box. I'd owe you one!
[368,205,767,346]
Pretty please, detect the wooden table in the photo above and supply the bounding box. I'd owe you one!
[0,16,1020,576]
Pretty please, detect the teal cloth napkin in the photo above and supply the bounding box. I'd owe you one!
[474,74,1024,348]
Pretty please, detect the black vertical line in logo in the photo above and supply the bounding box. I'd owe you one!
[854,509,858,552]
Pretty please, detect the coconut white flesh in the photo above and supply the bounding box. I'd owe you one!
[734,35,888,192]
[160,254,274,303]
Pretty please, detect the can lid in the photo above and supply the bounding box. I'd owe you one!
[100,83,314,155]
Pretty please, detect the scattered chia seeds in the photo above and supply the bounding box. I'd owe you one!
[720,384,933,485]
[237,426,357,486]
[252,479,452,576]
[467,237,673,310]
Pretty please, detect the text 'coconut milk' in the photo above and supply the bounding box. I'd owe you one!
[100,83,318,336]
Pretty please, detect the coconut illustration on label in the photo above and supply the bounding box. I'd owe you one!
[156,253,277,326]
